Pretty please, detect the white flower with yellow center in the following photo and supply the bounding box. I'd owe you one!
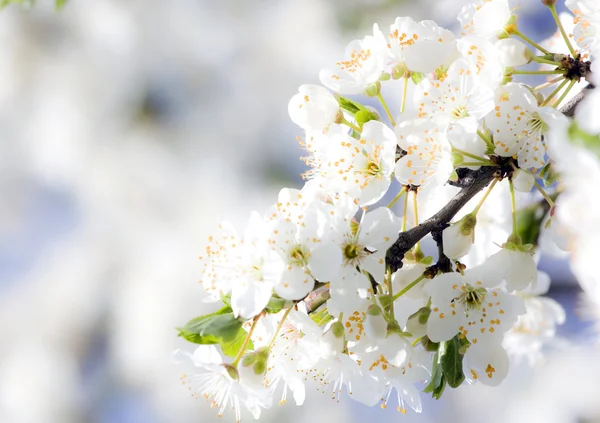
[319,35,384,95]
[302,121,397,207]
[414,58,495,134]
[425,269,526,346]
[327,206,402,315]
[485,82,566,170]
[229,213,286,319]
[360,347,430,413]
[179,345,271,422]
[252,309,322,406]
[457,36,504,88]
[288,85,341,132]
[373,17,457,74]
[394,119,453,192]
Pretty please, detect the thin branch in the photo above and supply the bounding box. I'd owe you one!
[385,166,497,272]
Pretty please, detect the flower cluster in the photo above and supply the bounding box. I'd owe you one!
[177,1,600,420]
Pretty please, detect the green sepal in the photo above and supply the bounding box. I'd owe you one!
[336,96,366,115]
[411,72,424,85]
[177,305,245,348]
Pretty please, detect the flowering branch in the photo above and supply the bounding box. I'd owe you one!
[385,84,593,273]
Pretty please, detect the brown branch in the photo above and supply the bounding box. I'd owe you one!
[385,166,497,272]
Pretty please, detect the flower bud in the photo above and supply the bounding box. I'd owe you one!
[541,0,556,6]
[451,151,464,166]
[512,168,535,192]
[442,213,477,259]
[364,81,381,97]
[496,38,534,67]
[288,84,340,131]
[238,348,269,385]
[406,306,431,338]
[365,304,388,340]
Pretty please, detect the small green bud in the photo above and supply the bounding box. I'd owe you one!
[253,360,266,376]
[330,321,345,339]
[411,72,424,85]
[364,81,381,97]
[379,72,391,81]
[392,64,409,80]
[459,213,477,236]
[448,170,459,183]
[451,151,464,166]
[367,304,383,316]
[224,364,240,381]
[504,15,518,35]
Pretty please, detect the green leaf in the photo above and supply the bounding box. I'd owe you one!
[423,350,444,397]
[440,336,466,388]
[265,296,293,314]
[221,328,253,358]
[336,95,370,116]
[177,306,242,345]
[516,205,541,246]
[55,0,66,9]
[539,163,558,187]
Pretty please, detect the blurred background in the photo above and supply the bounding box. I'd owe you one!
[0,1,598,422]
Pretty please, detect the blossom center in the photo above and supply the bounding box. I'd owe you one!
[342,242,366,266]
[455,283,487,311]
[451,106,469,120]
[289,244,310,267]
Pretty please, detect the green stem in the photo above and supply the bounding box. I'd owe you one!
[392,274,426,301]
[267,307,294,349]
[532,56,562,66]
[459,161,495,167]
[342,118,361,133]
[477,129,492,145]
[534,180,555,208]
[412,191,423,255]
[401,187,410,232]
[386,267,394,320]
[513,30,551,55]
[553,79,577,109]
[512,69,564,76]
[386,187,407,209]
[541,78,569,107]
[232,316,261,367]
[549,4,577,57]
[508,178,518,238]
[453,146,489,162]
[472,178,499,216]
[401,77,409,114]
[376,93,396,127]
[533,75,564,92]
